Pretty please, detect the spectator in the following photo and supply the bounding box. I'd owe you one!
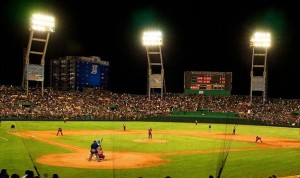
[11,174,20,178]
[24,170,34,178]
[0,169,9,178]
[0,85,299,127]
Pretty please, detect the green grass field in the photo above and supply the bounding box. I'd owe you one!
[0,121,299,178]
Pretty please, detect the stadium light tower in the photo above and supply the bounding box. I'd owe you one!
[142,30,166,100]
[23,13,55,96]
[249,32,271,104]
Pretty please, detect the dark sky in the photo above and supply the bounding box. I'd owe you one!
[1,0,300,99]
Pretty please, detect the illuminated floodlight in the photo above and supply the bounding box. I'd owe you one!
[142,31,163,46]
[250,32,271,48]
[24,13,55,96]
[30,13,55,32]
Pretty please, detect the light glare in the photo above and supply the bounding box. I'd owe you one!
[250,32,271,48]
[30,13,55,32]
[142,31,163,46]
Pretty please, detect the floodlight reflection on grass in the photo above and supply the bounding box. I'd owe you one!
[30,13,55,32]
[250,32,271,48]
[142,31,163,46]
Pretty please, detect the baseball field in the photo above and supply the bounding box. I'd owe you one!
[0,121,299,178]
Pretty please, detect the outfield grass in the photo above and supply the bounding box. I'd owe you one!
[0,121,299,178]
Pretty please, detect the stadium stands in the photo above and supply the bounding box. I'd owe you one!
[0,85,299,127]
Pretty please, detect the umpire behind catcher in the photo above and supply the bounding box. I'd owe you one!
[88,140,100,161]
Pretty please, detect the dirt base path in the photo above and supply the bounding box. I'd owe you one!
[10,130,300,171]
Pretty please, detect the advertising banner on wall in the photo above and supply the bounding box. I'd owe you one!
[150,74,162,88]
[26,64,44,81]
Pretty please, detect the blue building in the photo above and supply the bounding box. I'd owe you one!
[50,56,109,91]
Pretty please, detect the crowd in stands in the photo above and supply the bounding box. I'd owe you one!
[0,85,299,126]
[0,168,58,178]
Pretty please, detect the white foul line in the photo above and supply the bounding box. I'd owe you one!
[0,136,8,141]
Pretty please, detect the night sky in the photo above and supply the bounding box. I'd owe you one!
[1,1,300,99]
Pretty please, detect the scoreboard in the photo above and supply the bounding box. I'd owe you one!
[75,61,109,91]
[184,71,232,90]
[51,56,109,91]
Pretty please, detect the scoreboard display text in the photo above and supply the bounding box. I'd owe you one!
[184,71,232,90]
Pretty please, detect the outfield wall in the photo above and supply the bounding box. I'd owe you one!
[184,89,231,96]
[139,116,266,126]
[171,111,239,118]
[1,115,297,128]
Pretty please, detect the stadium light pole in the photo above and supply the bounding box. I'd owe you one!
[142,30,165,100]
[23,13,55,96]
[249,32,271,104]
